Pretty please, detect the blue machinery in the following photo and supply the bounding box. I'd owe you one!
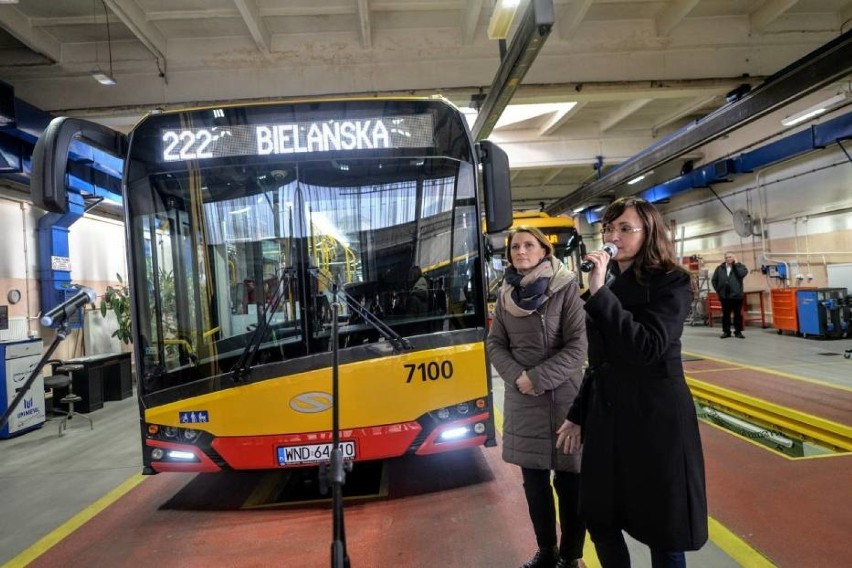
[796,288,850,339]
[581,109,852,224]
[0,80,124,326]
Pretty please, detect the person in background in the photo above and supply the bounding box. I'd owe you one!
[711,252,748,338]
[488,226,588,568]
[405,265,429,314]
[556,197,707,568]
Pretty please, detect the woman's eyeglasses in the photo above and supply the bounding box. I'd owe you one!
[599,225,643,235]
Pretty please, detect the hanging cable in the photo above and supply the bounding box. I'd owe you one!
[101,0,114,78]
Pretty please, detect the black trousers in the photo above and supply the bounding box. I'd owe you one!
[521,467,586,559]
[587,524,687,568]
[720,297,744,334]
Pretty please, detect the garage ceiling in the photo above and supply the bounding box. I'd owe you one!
[2,0,851,210]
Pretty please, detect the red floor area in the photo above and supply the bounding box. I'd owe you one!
[28,447,537,568]
[702,423,852,566]
[26,358,852,567]
[683,358,852,426]
[686,356,852,566]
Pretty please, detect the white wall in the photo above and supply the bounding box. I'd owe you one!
[0,194,127,355]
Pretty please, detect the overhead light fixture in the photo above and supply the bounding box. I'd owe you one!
[472,0,555,140]
[627,174,646,185]
[487,0,521,40]
[781,92,848,126]
[91,0,117,86]
[91,68,116,85]
[0,1,21,4]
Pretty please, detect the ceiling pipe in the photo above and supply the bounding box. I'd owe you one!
[547,30,852,215]
[582,110,852,224]
[471,0,554,141]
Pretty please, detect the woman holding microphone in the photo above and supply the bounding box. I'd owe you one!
[556,197,707,568]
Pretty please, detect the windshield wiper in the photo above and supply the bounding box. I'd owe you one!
[231,267,294,383]
[308,268,412,353]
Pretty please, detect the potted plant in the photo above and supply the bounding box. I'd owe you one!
[100,273,132,344]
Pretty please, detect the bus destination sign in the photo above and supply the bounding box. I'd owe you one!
[161,114,435,162]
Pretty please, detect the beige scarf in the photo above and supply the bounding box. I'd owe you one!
[499,259,554,317]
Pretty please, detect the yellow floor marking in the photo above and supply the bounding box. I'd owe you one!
[682,350,852,392]
[689,376,852,453]
[708,517,776,567]
[3,473,146,568]
[494,407,774,566]
[685,366,746,373]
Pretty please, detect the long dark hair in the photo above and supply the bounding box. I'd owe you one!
[601,197,685,281]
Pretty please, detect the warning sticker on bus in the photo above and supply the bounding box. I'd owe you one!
[276,441,357,466]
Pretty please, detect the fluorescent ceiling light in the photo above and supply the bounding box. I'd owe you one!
[487,0,521,40]
[0,1,21,4]
[494,102,577,129]
[91,68,117,86]
[781,92,847,126]
[627,174,646,185]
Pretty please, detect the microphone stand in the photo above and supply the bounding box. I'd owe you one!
[319,282,351,568]
[0,323,69,432]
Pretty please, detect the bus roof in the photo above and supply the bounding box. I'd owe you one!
[511,211,576,230]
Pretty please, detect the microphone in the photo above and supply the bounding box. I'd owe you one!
[40,287,97,327]
[580,243,618,272]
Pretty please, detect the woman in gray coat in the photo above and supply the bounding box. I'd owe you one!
[487,226,588,568]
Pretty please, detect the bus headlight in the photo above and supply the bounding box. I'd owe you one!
[436,407,450,420]
[167,450,197,461]
[439,426,470,441]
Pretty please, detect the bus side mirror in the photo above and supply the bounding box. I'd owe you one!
[478,140,512,234]
[31,117,125,213]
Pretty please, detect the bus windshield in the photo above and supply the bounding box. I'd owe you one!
[125,100,484,398]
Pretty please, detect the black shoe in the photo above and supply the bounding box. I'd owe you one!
[521,547,558,568]
[719,333,731,338]
[734,332,745,338]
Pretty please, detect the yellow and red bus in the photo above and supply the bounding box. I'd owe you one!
[32,97,512,473]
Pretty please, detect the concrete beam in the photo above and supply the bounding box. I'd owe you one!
[750,0,799,33]
[461,0,484,45]
[0,5,61,63]
[357,0,372,49]
[538,101,586,136]
[600,98,652,132]
[145,9,239,21]
[233,0,271,56]
[541,167,564,185]
[651,94,720,135]
[102,0,167,69]
[557,0,593,41]
[655,0,700,37]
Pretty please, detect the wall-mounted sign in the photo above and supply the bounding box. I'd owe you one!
[50,256,72,271]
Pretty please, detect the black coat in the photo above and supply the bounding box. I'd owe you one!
[567,266,708,551]
[711,262,748,299]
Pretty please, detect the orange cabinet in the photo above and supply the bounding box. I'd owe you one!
[770,287,814,333]
[706,291,766,328]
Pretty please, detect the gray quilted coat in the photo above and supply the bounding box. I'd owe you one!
[487,258,587,471]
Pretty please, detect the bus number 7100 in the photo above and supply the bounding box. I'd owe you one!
[405,361,453,383]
